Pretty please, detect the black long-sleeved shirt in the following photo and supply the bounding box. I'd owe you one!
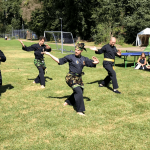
[95,44,120,66]
[0,50,6,62]
[59,54,96,74]
[22,43,51,60]
[95,44,119,59]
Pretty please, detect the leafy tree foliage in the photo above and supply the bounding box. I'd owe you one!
[123,0,150,43]
[0,0,150,44]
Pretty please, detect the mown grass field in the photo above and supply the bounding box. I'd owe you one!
[0,39,150,150]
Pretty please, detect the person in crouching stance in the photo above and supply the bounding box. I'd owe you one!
[43,42,99,116]
[19,36,51,88]
[90,37,122,94]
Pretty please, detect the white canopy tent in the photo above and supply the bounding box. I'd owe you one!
[136,28,150,46]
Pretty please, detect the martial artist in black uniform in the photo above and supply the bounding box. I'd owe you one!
[90,37,121,94]
[43,42,99,116]
[19,36,51,88]
[0,50,6,87]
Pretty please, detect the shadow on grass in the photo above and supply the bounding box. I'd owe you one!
[45,76,53,81]
[87,79,113,91]
[115,63,135,68]
[28,76,53,82]
[48,95,91,112]
[48,95,91,101]
[86,79,103,85]
[144,69,150,72]
[0,84,14,97]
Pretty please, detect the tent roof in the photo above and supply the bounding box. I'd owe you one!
[137,28,150,35]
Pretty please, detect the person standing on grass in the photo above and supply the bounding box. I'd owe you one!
[0,50,6,88]
[90,37,122,94]
[19,36,51,89]
[42,42,99,116]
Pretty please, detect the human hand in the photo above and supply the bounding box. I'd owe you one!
[90,46,98,51]
[92,56,99,64]
[45,44,51,49]
[118,49,121,52]
[117,49,121,56]
[42,51,50,55]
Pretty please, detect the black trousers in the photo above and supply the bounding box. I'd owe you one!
[65,86,85,112]
[139,65,147,70]
[101,64,118,89]
[34,67,45,86]
[0,71,2,87]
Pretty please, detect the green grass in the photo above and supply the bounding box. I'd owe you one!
[0,39,150,149]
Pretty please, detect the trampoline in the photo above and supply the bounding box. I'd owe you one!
[121,52,150,68]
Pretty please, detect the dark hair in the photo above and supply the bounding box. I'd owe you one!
[39,36,46,41]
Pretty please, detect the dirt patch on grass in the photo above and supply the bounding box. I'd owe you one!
[23,73,31,76]
[55,90,64,94]
[24,85,43,91]
[136,97,150,104]
[7,53,34,58]
[114,111,150,124]
[3,69,24,72]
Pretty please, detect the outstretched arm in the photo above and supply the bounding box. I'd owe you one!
[18,40,25,48]
[90,46,105,54]
[18,40,36,51]
[90,46,98,52]
[42,52,59,63]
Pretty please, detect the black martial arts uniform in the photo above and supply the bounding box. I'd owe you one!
[59,54,96,112]
[139,58,147,70]
[95,44,120,89]
[0,50,6,86]
[22,43,51,86]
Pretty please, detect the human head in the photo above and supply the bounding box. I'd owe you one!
[75,48,83,56]
[109,37,116,47]
[39,36,46,45]
[75,42,86,56]
[141,52,146,58]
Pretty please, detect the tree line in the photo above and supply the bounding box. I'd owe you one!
[0,0,150,44]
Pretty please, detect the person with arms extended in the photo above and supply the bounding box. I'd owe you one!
[90,37,121,94]
[19,36,51,88]
[43,42,99,116]
[0,50,6,87]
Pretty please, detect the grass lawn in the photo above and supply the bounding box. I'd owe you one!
[0,39,150,149]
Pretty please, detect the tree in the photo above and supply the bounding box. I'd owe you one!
[123,0,150,43]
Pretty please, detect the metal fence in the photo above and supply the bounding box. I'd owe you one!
[0,29,38,40]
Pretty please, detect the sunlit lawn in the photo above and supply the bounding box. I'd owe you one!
[0,39,150,149]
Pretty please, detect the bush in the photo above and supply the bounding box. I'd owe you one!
[11,36,16,40]
[117,35,125,46]
[92,23,111,45]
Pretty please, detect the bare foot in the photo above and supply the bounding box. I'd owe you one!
[41,85,45,89]
[33,81,35,84]
[63,102,68,106]
[77,112,85,116]
[99,84,104,87]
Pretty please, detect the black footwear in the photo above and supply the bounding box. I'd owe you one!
[99,84,104,87]
[113,90,121,94]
